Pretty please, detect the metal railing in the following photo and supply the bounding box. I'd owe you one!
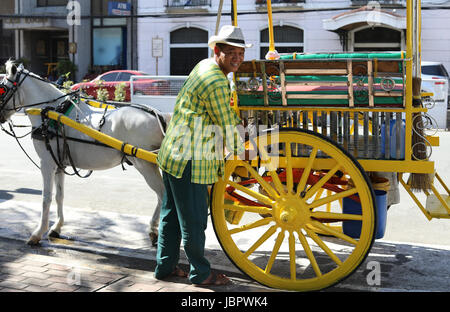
[351,0,405,6]
[255,0,305,4]
[166,0,211,7]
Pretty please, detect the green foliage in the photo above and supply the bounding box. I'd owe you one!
[94,80,109,102]
[62,80,74,94]
[56,59,78,81]
[114,82,126,102]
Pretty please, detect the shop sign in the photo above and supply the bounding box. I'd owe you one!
[3,17,50,29]
[69,42,77,54]
[152,37,163,58]
[108,1,131,16]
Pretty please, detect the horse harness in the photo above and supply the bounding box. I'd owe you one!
[2,65,168,177]
[0,69,29,114]
[0,68,74,114]
[32,101,167,177]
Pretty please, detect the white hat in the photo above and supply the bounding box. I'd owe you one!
[208,25,252,49]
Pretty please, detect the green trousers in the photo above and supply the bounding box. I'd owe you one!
[155,161,211,284]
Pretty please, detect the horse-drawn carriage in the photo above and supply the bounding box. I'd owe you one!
[0,0,448,291]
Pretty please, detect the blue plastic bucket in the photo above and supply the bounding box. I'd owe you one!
[342,190,387,239]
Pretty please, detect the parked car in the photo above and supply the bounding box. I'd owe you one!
[421,62,449,129]
[71,70,167,102]
[421,61,450,108]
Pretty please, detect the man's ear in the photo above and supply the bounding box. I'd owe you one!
[213,45,220,56]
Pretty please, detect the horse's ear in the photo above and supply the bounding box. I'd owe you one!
[10,63,17,76]
[5,59,15,76]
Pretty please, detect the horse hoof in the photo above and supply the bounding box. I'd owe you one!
[149,232,158,247]
[48,230,60,239]
[26,236,41,246]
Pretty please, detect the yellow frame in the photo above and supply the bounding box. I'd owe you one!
[26,108,158,164]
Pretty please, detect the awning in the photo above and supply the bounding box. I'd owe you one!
[3,16,67,31]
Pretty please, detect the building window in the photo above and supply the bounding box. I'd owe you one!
[353,27,402,52]
[91,0,130,70]
[260,26,304,58]
[93,27,125,67]
[170,27,208,75]
[37,0,68,6]
[0,21,15,65]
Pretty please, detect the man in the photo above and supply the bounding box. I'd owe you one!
[155,25,251,285]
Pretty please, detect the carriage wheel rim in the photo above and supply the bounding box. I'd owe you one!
[211,129,376,291]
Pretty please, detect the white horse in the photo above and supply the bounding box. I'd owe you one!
[0,60,168,246]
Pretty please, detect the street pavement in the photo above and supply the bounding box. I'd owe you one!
[1,187,450,293]
[0,199,279,293]
[0,113,450,293]
[0,235,274,293]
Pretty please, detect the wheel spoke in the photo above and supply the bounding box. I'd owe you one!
[313,188,325,201]
[289,231,296,280]
[229,217,273,235]
[252,135,285,194]
[244,225,277,258]
[296,146,318,197]
[268,170,286,196]
[308,188,358,210]
[304,227,343,266]
[297,230,322,277]
[311,211,363,222]
[310,220,358,245]
[240,161,279,199]
[254,135,278,172]
[223,204,272,216]
[304,163,341,201]
[264,230,285,274]
[285,142,294,193]
[227,180,274,206]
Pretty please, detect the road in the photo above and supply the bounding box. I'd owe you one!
[0,113,449,292]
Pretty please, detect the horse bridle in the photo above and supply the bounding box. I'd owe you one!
[0,66,74,118]
[0,68,29,114]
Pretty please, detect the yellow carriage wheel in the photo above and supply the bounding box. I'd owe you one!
[211,128,376,291]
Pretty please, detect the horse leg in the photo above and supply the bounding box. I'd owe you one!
[48,168,65,238]
[27,162,56,245]
[131,159,164,247]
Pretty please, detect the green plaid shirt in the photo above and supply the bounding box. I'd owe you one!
[157,58,243,184]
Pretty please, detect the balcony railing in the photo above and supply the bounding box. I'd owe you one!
[166,0,211,7]
[255,0,305,4]
[351,0,405,5]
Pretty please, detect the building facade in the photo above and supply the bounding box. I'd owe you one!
[0,0,16,67]
[137,0,450,76]
[1,1,448,81]
[1,0,137,81]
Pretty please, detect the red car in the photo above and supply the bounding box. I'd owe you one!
[71,70,168,102]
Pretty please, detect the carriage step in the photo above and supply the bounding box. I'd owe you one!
[426,194,450,219]
[400,172,450,220]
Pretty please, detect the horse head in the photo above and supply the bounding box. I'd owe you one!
[0,60,23,123]
[0,60,65,123]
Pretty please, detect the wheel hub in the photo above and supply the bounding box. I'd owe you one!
[274,194,310,229]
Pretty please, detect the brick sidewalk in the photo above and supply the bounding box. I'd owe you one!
[0,237,276,293]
